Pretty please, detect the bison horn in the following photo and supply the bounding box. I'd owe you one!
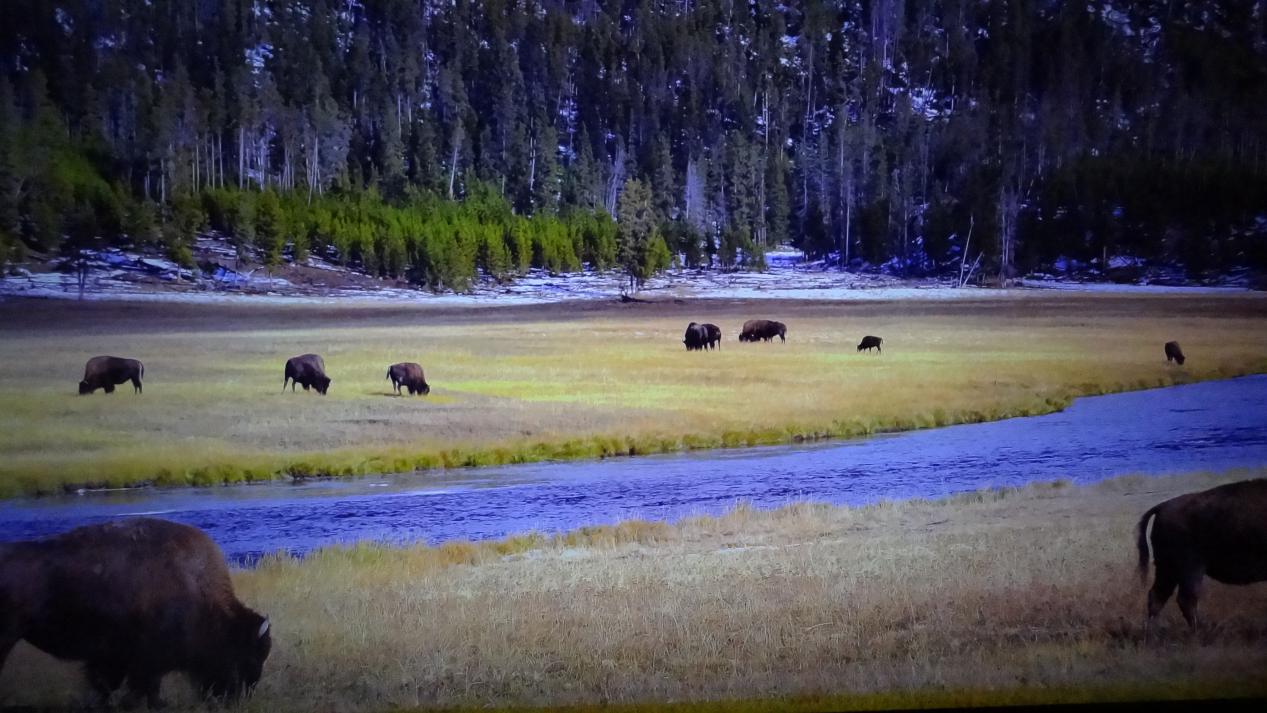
[258,618,270,638]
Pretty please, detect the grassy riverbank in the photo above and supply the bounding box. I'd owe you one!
[4,469,1267,709]
[1,293,1266,496]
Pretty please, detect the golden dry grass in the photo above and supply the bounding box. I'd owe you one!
[3,469,1267,710]
[1,293,1266,495]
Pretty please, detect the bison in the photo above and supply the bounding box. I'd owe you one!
[1164,341,1186,366]
[683,322,709,351]
[1136,478,1267,632]
[78,356,144,395]
[702,323,722,350]
[857,336,883,353]
[738,319,786,343]
[0,518,272,706]
[283,353,331,394]
[387,362,431,396]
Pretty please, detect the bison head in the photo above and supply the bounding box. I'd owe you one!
[314,376,331,395]
[78,380,94,395]
[419,382,431,395]
[200,613,272,701]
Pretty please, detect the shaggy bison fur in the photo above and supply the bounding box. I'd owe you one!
[857,336,883,353]
[79,356,144,395]
[683,322,709,351]
[738,319,786,343]
[702,323,722,350]
[283,353,331,394]
[1136,478,1267,632]
[387,362,431,395]
[1164,341,1186,365]
[0,518,272,706]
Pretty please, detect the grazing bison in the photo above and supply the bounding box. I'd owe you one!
[1164,341,1186,365]
[387,362,431,395]
[702,323,722,350]
[0,518,272,706]
[739,319,786,343]
[79,356,144,395]
[857,336,883,353]
[1136,479,1267,632]
[683,322,709,351]
[283,353,331,394]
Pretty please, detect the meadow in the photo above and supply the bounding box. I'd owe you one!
[1,293,1267,496]
[3,469,1267,710]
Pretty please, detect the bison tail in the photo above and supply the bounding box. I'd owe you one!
[1136,505,1161,583]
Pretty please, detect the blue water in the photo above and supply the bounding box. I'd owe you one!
[2,376,1266,564]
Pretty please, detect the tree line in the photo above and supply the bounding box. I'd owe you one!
[1,0,1265,289]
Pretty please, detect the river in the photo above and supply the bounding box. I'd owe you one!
[2,376,1266,564]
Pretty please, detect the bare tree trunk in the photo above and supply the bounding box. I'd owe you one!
[959,214,975,287]
[447,130,461,199]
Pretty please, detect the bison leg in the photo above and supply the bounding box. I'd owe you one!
[85,661,127,703]
[1177,572,1205,631]
[0,632,16,681]
[123,669,165,710]
[103,383,116,394]
[1145,569,1178,634]
[131,376,142,394]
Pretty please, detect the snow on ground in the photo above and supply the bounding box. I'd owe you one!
[1017,279,1250,295]
[1,243,1257,307]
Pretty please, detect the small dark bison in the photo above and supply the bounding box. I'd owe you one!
[283,353,331,394]
[683,322,709,351]
[738,319,786,343]
[1164,341,1186,365]
[702,323,722,350]
[79,356,144,395]
[1136,479,1267,632]
[387,362,431,395]
[857,336,883,353]
[0,518,272,706]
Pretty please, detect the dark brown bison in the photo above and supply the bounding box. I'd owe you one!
[857,336,883,353]
[0,518,271,706]
[738,319,786,343]
[1164,341,1186,365]
[702,323,722,350]
[79,356,144,395]
[683,322,709,351]
[387,362,431,395]
[1136,479,1267,632]
[283,353,331,394]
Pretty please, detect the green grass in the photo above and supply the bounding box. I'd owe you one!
[1,293,1266,496]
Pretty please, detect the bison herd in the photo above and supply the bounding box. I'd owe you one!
[74,335,1193,397]
[15,327,1226,703]
[74,353,432,398]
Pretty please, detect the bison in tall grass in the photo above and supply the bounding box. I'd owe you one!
[0,518,272,706]
[387,362,431,395]
[683,322,709,351]
[857,336,883,353]
[702,323,722,350]
[739,319,786,343]
[283,353,331,394]
[78,356,144,395]
[1165,341,1186,365]
[1136,478,1267,632]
